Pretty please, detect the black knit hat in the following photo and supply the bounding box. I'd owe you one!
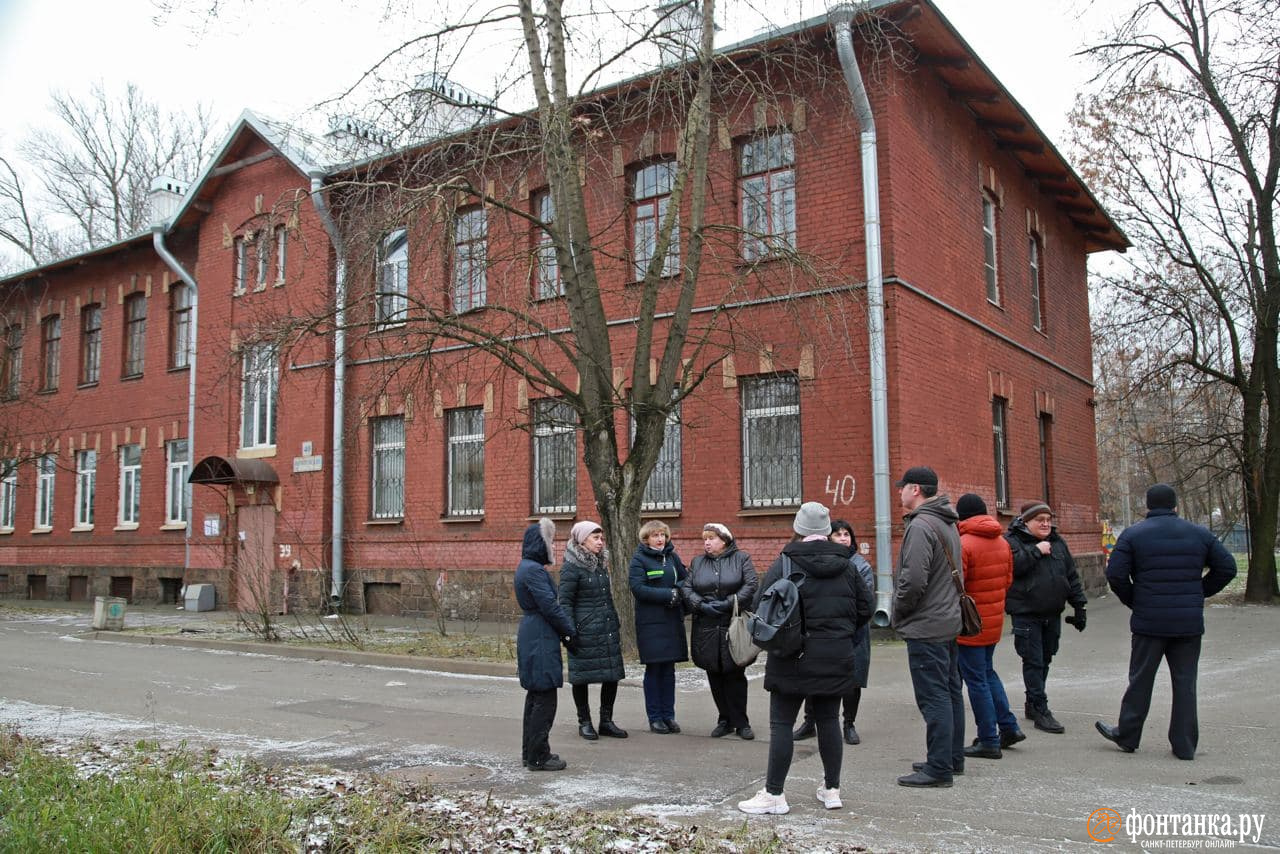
[956,493,988,520]
[1146,483,1177,510]
[895,466,938,489]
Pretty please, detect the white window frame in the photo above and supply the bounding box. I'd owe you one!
[370,416,405,520]
[255,231,270,289]
[75,449,96,529]
[35,454,56,530]
[452,208,487,313]
[240,343,278,450]
[632,160,679,280]
[740,131,797,261]
[741,374,802,508]
[376,228,409,328]
[274,225,287,283]
[170,285,191,370]
[446,407,485,517]
[534,191,563,299]
[0,461,16,531]
[233,237,246,294]
[532,398,576,514]
[166,439,189,525]
[993,397,1010,510]
[1029,232,1044,331]
[118,444,141,527]
[983,194,1000,304]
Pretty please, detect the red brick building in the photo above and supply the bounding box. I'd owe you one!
[0,2,1125,616]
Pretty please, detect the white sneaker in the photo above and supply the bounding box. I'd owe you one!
[816,785,843,809]
[737,788,790,815]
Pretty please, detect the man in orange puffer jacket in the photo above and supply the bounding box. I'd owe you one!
[955,494,1026,758]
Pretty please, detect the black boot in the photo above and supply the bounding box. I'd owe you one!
[793,720,816,740]
[597,706,628,738]
[578,712,599,740]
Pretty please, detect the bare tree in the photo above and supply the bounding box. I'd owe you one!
[1073,0,1279,600]
[275,0,870,638]
[0,83,219,268]
[1094,336,1244,533]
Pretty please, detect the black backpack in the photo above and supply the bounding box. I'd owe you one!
[746,555,807,658]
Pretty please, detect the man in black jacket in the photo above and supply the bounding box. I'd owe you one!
[1005,502,1088,734]
[1096,484,1236,760]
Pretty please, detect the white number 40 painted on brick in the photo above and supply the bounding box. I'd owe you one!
[824,475,856,506]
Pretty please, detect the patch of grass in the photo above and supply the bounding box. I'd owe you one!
[0,736,840,853]
[0,739,298,853]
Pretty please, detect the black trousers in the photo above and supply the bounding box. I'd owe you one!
[803,686,862,725]
[522,688,558,765]
[572,681,619,721]
[768,692,842,795]
[706,668,750,728]
[1117,633,1201,759]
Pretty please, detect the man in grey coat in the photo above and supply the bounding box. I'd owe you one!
[891,466,965,787]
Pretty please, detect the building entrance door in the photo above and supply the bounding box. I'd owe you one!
[235,504,276,614]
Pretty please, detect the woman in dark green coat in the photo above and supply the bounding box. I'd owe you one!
[559,520,628,740]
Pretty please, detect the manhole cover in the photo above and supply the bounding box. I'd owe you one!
[1201,775,1243,785]
[386,764,490,785]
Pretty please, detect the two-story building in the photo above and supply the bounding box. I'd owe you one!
[0,1,1125,616]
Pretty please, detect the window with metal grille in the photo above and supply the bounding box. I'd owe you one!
[993,396,1010,510]
[446,408,484,516]
[240,343,278,449]
[0,461,15,530]
[119,444,141,525]
[453,208,487,312]
[1,322,20,400]
[983,194,1000,304]
[740,131,796,261]
[632,160,679,280]
[75,449,96,528]
[1029,233,1045,331]
[81,304,101,384]
[370,416,405,519]
[533,191,562,299]
[1038,412,1054,506]
[233,236,246,293]
[35,453,56,529]
[166,440,189,524]
[376,228,409,327]
[533,398,576,513]
[40,315,60,391]
[741,375,801,508]
[123,294,146,377]
[631,402,682,510]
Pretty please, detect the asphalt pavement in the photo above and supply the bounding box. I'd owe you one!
[2,592,1277,852]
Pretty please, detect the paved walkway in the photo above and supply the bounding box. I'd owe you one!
[6,593,1278,851]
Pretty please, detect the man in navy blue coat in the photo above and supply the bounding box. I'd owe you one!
[1096,484,1236,760]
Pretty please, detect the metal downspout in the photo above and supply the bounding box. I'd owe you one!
[151,226,198,584]
[309,174,347,611]
[831,5,893,626]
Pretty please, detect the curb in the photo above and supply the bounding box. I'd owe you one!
[79,630,520,678]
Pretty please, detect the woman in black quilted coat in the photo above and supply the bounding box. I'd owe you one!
[681,523,758,739]
[559,520,628,740]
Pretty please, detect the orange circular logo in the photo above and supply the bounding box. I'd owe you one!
[1088,808,1123,842]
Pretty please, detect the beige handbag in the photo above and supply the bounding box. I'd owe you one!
[727,595,762,667]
